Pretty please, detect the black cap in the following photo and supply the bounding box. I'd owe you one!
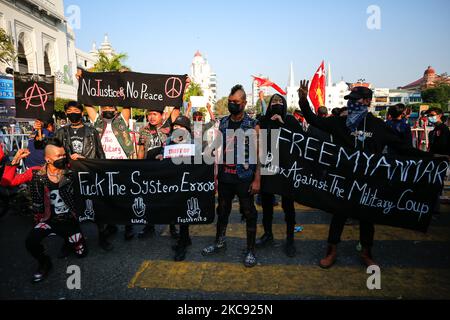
[344,86,373,100]
[172,116,191,133]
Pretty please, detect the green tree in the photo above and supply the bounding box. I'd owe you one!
[92,51,130,72]
[0,28,15,65]
[183,81,204,102]
[421,84,450,111]
[215,96,229,116]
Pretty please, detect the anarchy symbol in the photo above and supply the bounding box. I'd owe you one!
[165,77,183,99]
[21,82,53,110]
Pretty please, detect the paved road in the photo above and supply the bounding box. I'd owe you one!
[1,198,449,300]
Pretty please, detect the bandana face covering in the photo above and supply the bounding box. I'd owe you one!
[346,100,368,132]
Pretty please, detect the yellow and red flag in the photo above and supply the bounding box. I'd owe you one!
[308,61,326,113]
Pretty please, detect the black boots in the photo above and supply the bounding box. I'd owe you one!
[124,225,135,241]
[138,225,156,239]
[172,237,192,262]
[169,224,179,239]
[256,233,274,248]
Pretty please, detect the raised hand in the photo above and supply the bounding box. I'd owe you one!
[298,80,309,100]
[11,149,30,165]
[75,68,83,80]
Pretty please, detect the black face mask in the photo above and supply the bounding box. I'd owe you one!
[67,113,82,124]
[102,111,116,120]
[52,158,68,170]
[270,105,284,117]
[228,102,242,115]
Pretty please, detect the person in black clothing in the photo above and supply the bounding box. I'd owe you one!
[158,115,195,261]
[257,94,299,257]
[54,101,105,160]
[54,101,122,252]
[385,104,413,153]
[26,138,87,283]
[201,85,261,268]
[427,107,450,156]
[137,108,180,239]
[298,80,435,268]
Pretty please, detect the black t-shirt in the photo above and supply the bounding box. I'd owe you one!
[48,181,70,219]
[68,126,85,155]
[220,119,243,184]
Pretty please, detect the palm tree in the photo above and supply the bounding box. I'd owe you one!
[0,28,15,65]
[92,51,130,72]
[184,81,204,102]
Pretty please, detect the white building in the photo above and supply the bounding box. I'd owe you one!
[388,89,422,105]
[190,50,217,105]
[372,88,390,110]
[325,64,350,113]
[0,0,99,100]
[286,62,299,111]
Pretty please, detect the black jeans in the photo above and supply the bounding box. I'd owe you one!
[179,224,190,244]
[327,214,375,248]
[261,193,296,241]
[216,181,257,251]
[26,219,86,263]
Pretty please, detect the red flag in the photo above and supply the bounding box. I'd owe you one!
[252,75,286,95]
[308,61,326,113]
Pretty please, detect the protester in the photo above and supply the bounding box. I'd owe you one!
[0,149,40,187]
[25,119,55,168]
[25,138,87,283]
[298,80,435,268]
[54,101,105,161]
[159,115,194,261]
[76,69,138,242]
[137,107,180,239]
[76,69,135,160]
[202,84,260,268]
[53,101,119,251]
[185,101,216,133]
[331,108,341,117]
[427,107,450,155]
[386,104,413,151]
[338,107,348,117]
[317,106,329,118]
[257,94,299,257]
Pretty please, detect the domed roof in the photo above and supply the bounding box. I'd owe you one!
[424,66,436,76]
[194,50,202,57]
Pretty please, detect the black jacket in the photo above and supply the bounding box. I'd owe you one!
[29,169,77,222]
[54,124,105,160]
[259,94,299,131]
[429,122,450,156]
[299,96,431,157]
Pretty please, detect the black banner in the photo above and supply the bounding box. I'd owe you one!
[14,73,55,121]
[261,123,449,232]
[77,71,187,111]
[71,159,215,225]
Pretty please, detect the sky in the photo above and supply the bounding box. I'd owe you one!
[67,0,450,98]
